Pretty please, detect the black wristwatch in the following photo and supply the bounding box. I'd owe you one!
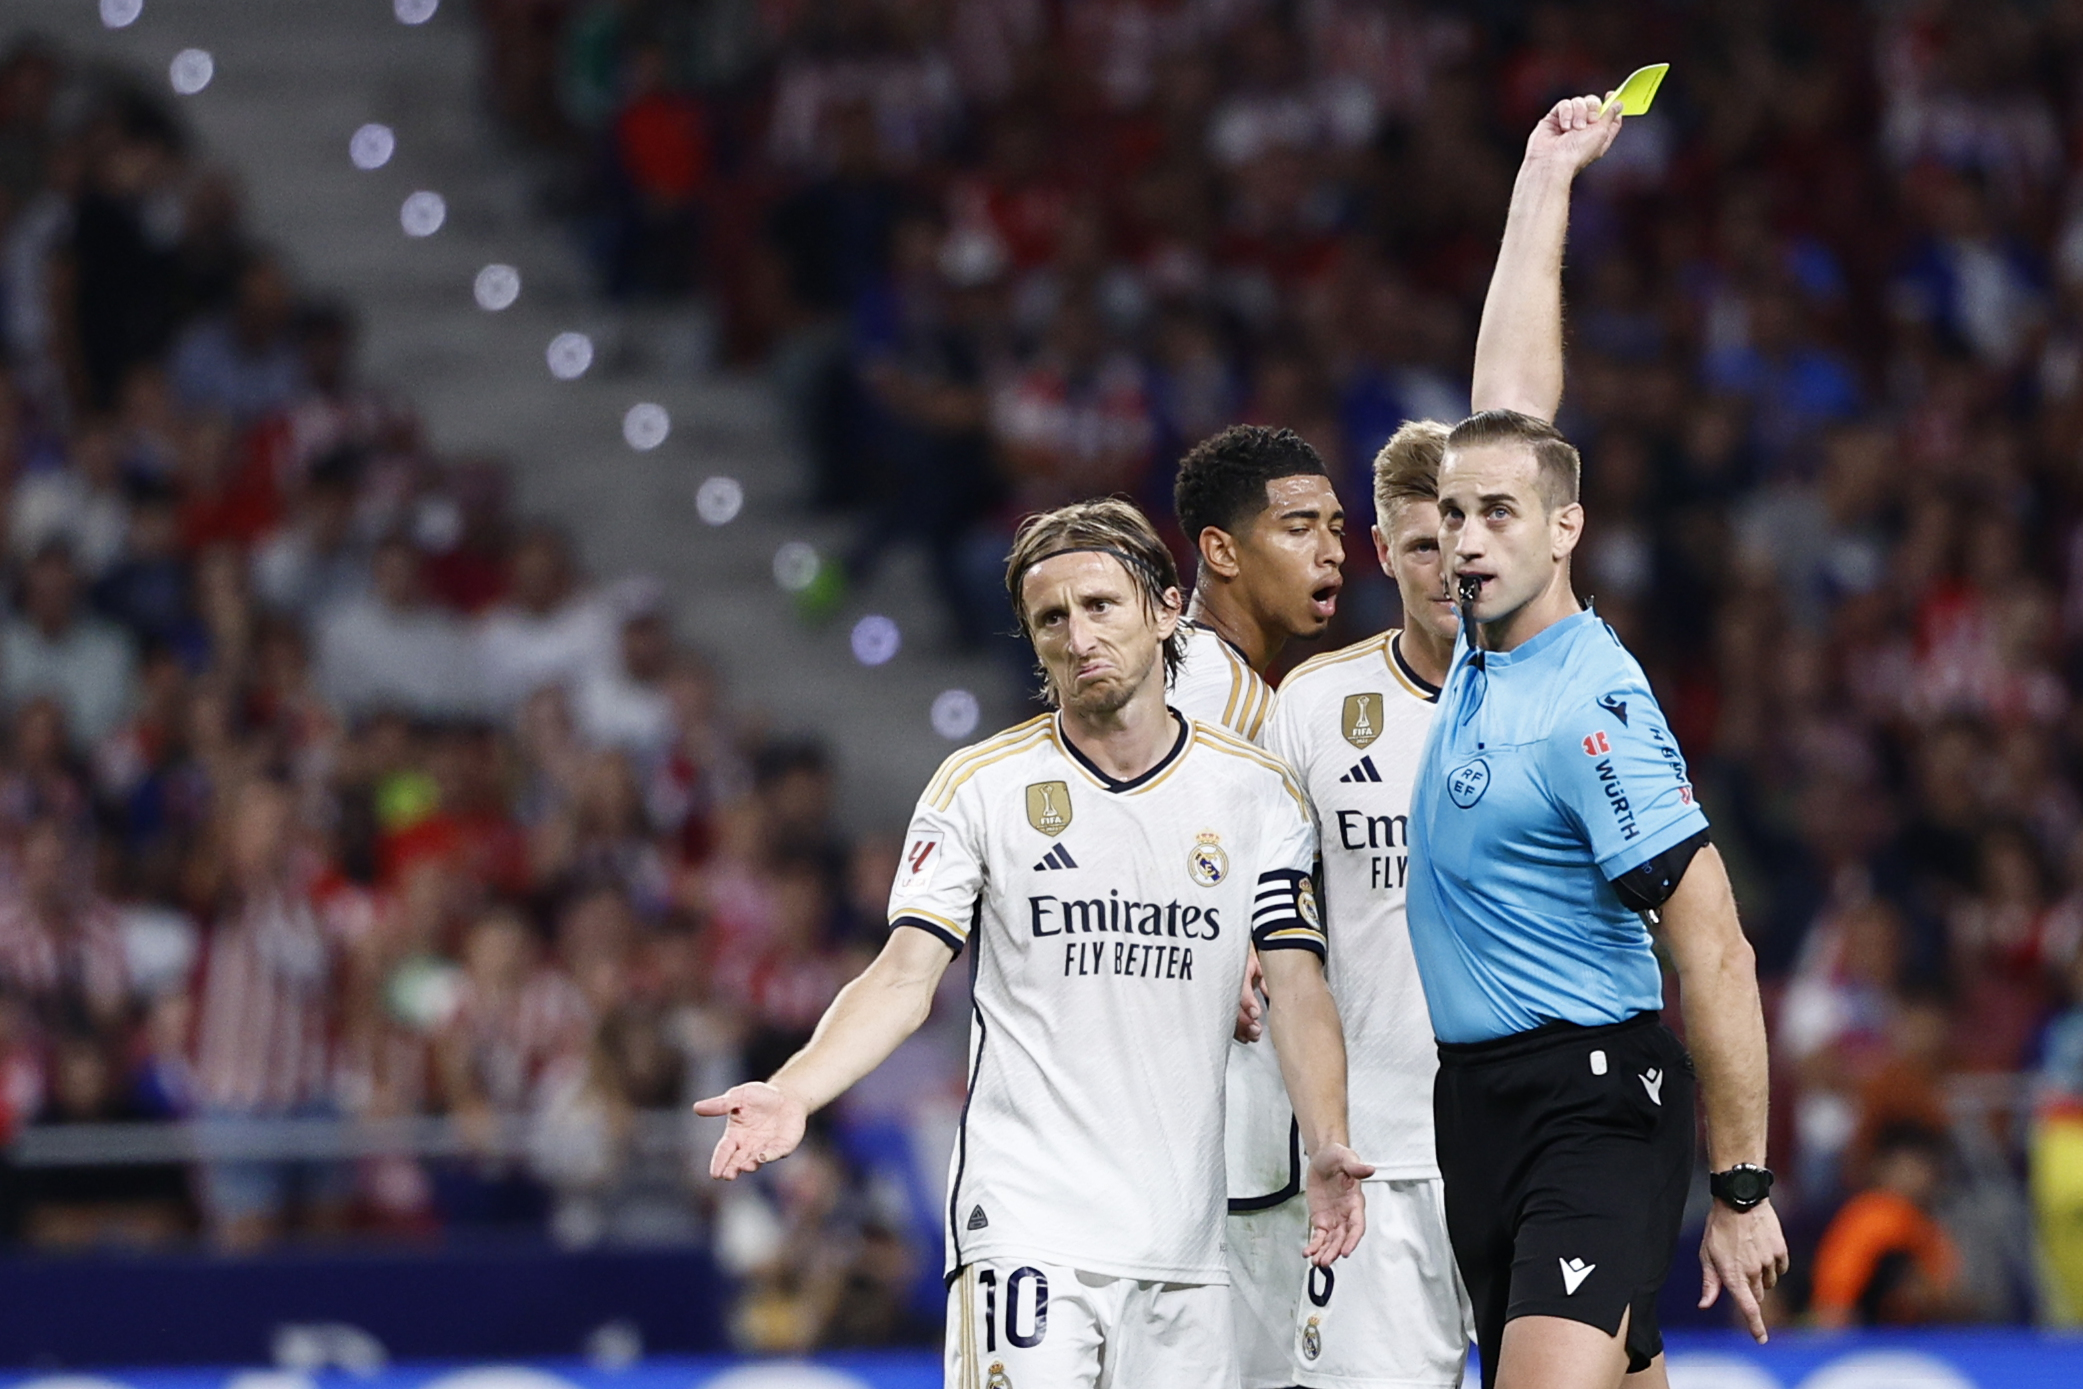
[1710,1164,1775,1212]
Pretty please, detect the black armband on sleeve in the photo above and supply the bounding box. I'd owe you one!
[1610,829,1711,915]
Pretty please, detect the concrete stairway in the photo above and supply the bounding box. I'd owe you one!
[11,0,1018,831]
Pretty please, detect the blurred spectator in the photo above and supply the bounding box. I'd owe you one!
[1811,1122,1967,1328]
[528,1003,696,1247]
[573,590,675,758]
[169,257,306,422]
[476,524,615,717]
[252,450,371,621]
[0,818,129,1034]
[316,535,486,722]
[3,542,136,748]
[10,417,129,579]
[191,780,349,1249]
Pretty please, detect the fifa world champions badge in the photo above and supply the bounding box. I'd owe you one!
[1342,693,1382,749]
[1025,781,1072,836]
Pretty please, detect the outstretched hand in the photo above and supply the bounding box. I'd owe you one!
[693,1080,809,1180]
[1526,93,1624,175]
[1699,1199,1790,1342]
[1302,1142,1375,1266]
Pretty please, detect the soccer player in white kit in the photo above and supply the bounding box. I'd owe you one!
[1166,424,1347,1387]
[696,498,1373,1389]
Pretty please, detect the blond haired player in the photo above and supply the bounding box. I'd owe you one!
[697,498,1371,1389]
[1252,94,1630,1388]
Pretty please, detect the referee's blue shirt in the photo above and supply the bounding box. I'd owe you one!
[1408,606,1709,1044]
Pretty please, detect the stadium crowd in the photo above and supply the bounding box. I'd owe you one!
[0,33,955,1352]
[476,0,2083,1329]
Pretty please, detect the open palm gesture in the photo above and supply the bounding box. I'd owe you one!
[1303,1142,1375,1265]
[694,1081,808,1180]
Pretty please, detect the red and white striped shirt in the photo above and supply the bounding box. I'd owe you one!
[0,894,130,1023]
[192,890,337,1114]
[443,968,593,1112]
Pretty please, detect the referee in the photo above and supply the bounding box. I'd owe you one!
[1409,409,1788,1389]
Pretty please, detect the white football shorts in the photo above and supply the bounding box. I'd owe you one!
[1295,1176,1471,1388]
[945,1259,1236,1389]
[1228,1194,1312,1388]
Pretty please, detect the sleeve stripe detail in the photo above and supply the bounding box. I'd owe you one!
[1259,924,1326,942]
[890,907,970,940]
[1255,932,1327,957]
[924,714,1052,803]
[1245,679,1274,741]
[929,724,1054,809]
[1281,634,1391,690]
[892,914,967,952]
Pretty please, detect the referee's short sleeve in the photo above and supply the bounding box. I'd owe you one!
[1542,676,1709,881]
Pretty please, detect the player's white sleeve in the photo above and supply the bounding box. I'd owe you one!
[1250,784,1324,958]
[887,784,985,953]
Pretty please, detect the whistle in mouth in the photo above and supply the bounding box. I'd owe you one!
[1457,574,1481,606]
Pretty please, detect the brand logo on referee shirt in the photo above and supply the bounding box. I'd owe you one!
[1025,781,1072,836]
[1560,1257,1596,1295]
[1446,758,1490,809]
[1342,694,1383,748]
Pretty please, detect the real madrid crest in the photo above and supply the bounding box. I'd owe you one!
[1297,875,1320,929]
[1342,693,1383,749]
[1189,830,1229,887]
[1025,781,1072,837]
[1302,1315,1323,1360]
[986,1361,1013,1388]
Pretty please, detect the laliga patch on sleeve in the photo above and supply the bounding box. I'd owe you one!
[899,832,944,890]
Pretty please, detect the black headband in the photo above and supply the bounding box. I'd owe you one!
[1008,545,1175,618]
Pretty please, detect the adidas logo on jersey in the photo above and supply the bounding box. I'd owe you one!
[1032,844,1079,872]
[1339,756,1383,783]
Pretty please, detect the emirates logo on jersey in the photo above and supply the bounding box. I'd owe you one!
[1025,781,1072,837]
[1188,830,1229,886]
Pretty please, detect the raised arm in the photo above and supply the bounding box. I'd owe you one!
[1653,844,1790,1341]
[694,925,954,1179]
[1468,94,1624,421]
[1259,947,1374,1265]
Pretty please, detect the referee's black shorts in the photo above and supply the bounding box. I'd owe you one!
[1434,1011,1695,1387]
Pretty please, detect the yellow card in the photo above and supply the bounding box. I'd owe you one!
[1604,63,1669,117]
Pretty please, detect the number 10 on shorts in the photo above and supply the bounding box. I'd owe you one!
[951,1265,1050,1389]
[978,1266,1050,1351]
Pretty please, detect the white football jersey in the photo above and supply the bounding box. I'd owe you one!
[1262,631,1442,1178]
[1169,623,1303,1204]
[889,710,1322,1283]
[1172,623,1276,742]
